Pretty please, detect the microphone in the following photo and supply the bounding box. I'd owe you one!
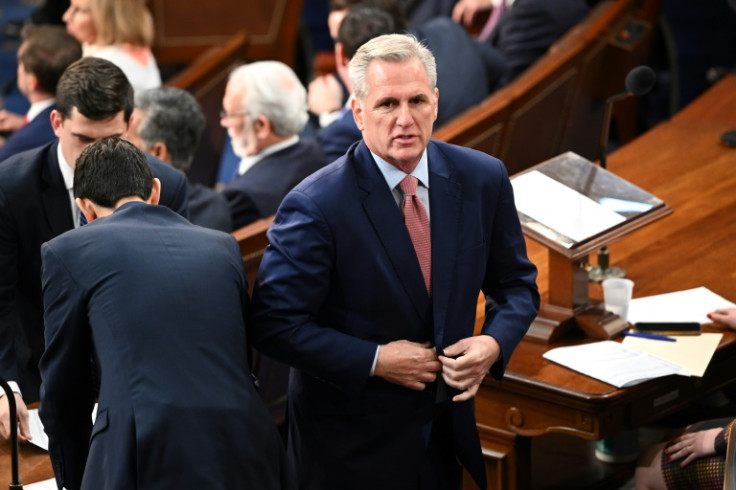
[598,65,656,169]
[590,66,655,283]
[0,378,23,489]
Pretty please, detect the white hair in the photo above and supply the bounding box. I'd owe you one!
[348,33,437,100]
[228,60,308,136]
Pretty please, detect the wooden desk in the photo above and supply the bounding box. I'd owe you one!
[0,403,53,486]
[474,74,736,490]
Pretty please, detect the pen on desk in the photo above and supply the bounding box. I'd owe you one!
[622,331,677,342]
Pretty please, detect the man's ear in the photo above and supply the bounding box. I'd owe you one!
[26,72,40,93]
[254,115,271,139]
[433,87,439,122]
[75,197,98,223]
[335,43,348,69]
[351,97,364,131]
[147,178,161,205]
[50,110,63,137]
[150,142,170,163]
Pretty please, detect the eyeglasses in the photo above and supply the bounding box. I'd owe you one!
[219,110,247,121]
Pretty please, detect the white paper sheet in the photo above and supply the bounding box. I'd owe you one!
[23,479,58,489]
[543,340,685,388]
[627,287,736,324]
[27,408,49,450]
[512,170,626,243]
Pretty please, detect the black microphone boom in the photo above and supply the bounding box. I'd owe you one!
[590,66,656,283]
[598,65,656,169]
[0,378,23,489]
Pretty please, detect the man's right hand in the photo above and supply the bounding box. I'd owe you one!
[0,393,31,442]
[374,340,441,390]
[307,74,343,116]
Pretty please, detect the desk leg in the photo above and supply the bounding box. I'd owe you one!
[467,426,532,490]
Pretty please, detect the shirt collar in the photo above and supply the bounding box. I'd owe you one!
[56,142,74,191]
[237,135,300,176]
[27,98,55,122]
[370,149,429,191]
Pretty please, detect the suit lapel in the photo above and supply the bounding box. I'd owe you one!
[352,142,430,320]
[427,142,462,350]
[41,141,75,235]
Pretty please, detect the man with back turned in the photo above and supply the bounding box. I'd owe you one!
[39,137,292,490]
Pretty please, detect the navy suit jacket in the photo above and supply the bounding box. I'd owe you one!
[316,108,361,165]
[0,105,56,164]
[223,138,325,230]
[39,203,292,490]
[250,140,539,489]
[489,0,590,86]
[0,140,189,402]
[417,16,507,125]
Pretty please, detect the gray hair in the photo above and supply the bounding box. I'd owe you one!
[348,33,437,100]
[228,61,308,136]
[135,87,205,172]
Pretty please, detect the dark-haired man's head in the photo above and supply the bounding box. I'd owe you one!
[338,5,396,60]
[51,57,135,170]
[328,0,406,37]
[333,4,397,94]
[17,25,82,99]
[74,137,160,222]
[128,87,205,173]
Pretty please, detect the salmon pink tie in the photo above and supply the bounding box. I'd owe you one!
[399,175,431,294]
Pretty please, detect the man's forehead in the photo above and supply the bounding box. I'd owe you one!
[364,60,433,97]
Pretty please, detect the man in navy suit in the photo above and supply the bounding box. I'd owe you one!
[251,34,539,489]
[0,25,81,163]
[0,57,189,441]
[39,137,292,490]
[221,61,325,229]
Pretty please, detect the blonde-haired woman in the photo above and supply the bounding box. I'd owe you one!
[63,0,161,93]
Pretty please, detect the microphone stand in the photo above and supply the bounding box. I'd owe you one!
[588,92,629,283]
[0,379,23,489]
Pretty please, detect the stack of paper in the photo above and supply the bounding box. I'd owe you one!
[543,333,722,388]
[543,287,732,388]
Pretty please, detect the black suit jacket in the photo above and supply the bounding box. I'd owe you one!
[0,140,189,401]
[39,203,291,490]
[223,138,325,230]
[187,181,232,232]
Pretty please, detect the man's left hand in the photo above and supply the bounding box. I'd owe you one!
[439,335,500,402]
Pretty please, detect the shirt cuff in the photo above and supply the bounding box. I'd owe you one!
[369,346,380,376]
[0,381,21,397]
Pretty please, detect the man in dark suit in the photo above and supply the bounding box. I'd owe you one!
[0,24,81,163]
[250,34,539,489]
[128,87,233,232]
[0,57,189,441]
[39,137,292,490]
[221,61,325,230]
